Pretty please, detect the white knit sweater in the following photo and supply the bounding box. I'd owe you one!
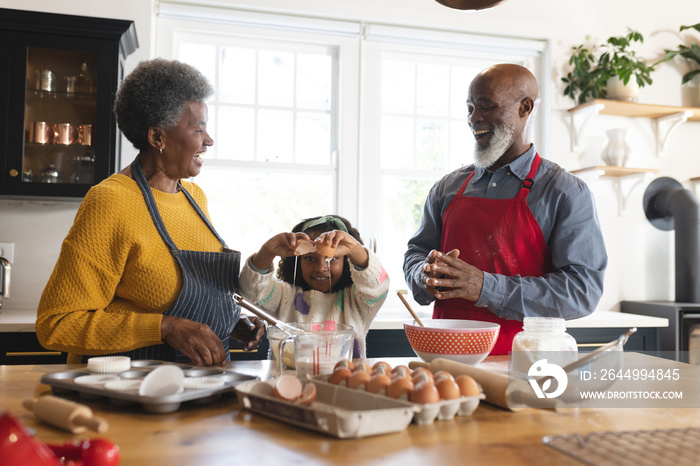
[239,248,390,357]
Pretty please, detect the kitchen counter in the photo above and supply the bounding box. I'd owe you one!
[370,306,668,330]
[0,308,38,332]
[1,355,698,465]
[2,307,669,332]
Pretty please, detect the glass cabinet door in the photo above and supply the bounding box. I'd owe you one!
[0,8,137,199]
[23,47,98,186]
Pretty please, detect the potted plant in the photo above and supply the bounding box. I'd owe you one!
[654,23,700,85]
[562,29,655,105]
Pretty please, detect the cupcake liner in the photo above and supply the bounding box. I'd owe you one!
[74,374,119,386]
[184,376,226,390]
[87,356,131,373]
[104,378,142,391]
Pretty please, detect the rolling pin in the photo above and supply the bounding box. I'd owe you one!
[23,396,109,434]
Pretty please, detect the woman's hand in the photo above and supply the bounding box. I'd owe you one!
[231,315,266,351]
[160,315,226,366]
[251,232,310,270]
[314,230,369,268]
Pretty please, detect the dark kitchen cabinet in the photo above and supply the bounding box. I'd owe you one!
[0,332,67,365]
[0,332,268,365]
[0,8,138,198]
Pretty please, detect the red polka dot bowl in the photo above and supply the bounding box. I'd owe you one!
[404,319,500,366]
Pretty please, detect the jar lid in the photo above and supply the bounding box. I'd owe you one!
[523,316,566,332]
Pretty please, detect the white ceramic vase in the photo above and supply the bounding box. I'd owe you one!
[601,128,631,167]
[606,75,639,102]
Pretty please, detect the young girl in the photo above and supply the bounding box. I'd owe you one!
[239,215,390,357]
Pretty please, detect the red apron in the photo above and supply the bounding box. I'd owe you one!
[435,153,554,355]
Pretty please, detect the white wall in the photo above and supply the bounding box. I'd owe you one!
[0,0,153,310]
[2,0,699,314]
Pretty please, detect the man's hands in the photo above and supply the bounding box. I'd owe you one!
[420,249,484,302]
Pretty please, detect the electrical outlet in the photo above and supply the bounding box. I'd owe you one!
[0,243,14,263]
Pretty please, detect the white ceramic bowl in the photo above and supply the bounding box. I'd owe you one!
[404,319,500,366]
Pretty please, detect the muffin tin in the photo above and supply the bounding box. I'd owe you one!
[312,374,484,425]
[40,360,258,414]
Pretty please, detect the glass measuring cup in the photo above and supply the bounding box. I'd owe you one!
[278,322,355,380]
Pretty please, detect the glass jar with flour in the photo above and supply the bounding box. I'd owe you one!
[511,317,578,377]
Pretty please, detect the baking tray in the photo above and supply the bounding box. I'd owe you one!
[234,379,418,438]
[543,427,700,466]
[312,375,483,425]
[40,360,258,414]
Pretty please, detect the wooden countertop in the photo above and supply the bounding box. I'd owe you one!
[1,356,699,465]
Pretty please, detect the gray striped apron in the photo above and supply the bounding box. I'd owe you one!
[105,159,241,363]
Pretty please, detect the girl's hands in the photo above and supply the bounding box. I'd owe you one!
[251,232,310,270]
[314,230,369,268]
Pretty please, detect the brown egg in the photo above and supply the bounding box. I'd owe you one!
[435,377,461,400]
[366,373,392,393]
[353,361,372,373]
[274,374,303,401]
[372,361,393,375]
[334,359,354,371]
[347,369,371,389]
[433,370,454,383]
[411,368,434,384]
[328,367,352,385]
[392,365,411,380]
[411,371,432,385]
[386,376,414,398]
[315,242,336,258]
[455,375,481,397]
[410,379,440,404]
[294,239,315,255]
[298,383,317,405]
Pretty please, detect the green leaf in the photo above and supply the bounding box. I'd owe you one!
[682,69,700,85]
[680,23,700,34]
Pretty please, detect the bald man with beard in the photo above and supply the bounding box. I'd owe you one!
[403,64,607,354]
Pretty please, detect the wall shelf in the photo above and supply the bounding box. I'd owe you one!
[571,166,660,216]
[567,99,700,156]
[571,166,660,178]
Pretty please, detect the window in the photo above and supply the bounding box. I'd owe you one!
[156,2,548,312]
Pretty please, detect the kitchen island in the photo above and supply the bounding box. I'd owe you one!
[1,356,698,465]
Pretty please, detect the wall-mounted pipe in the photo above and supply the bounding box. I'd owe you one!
[643,177,700,303]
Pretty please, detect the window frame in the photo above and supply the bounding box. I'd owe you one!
[155,1,550,312]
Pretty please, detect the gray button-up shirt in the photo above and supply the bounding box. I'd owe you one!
[403,146,607,321]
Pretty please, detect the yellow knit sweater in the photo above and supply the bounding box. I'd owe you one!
[36,174,224,363]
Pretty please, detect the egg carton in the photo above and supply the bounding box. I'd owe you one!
[40,360,258,414]
[312,374,484,425]
[234,378,417,439]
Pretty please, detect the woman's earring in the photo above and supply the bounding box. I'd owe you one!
[159,148,163,155]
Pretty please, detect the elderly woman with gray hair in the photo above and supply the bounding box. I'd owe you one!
[36,58,264,366]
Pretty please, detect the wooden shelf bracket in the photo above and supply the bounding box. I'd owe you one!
[654,111,693,158]
[571,166,659,216]
[613,173,652,216]
[569,103,605,152]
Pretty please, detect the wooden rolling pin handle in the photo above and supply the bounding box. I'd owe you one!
[23,396,109,434]
[74,413,109,434]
